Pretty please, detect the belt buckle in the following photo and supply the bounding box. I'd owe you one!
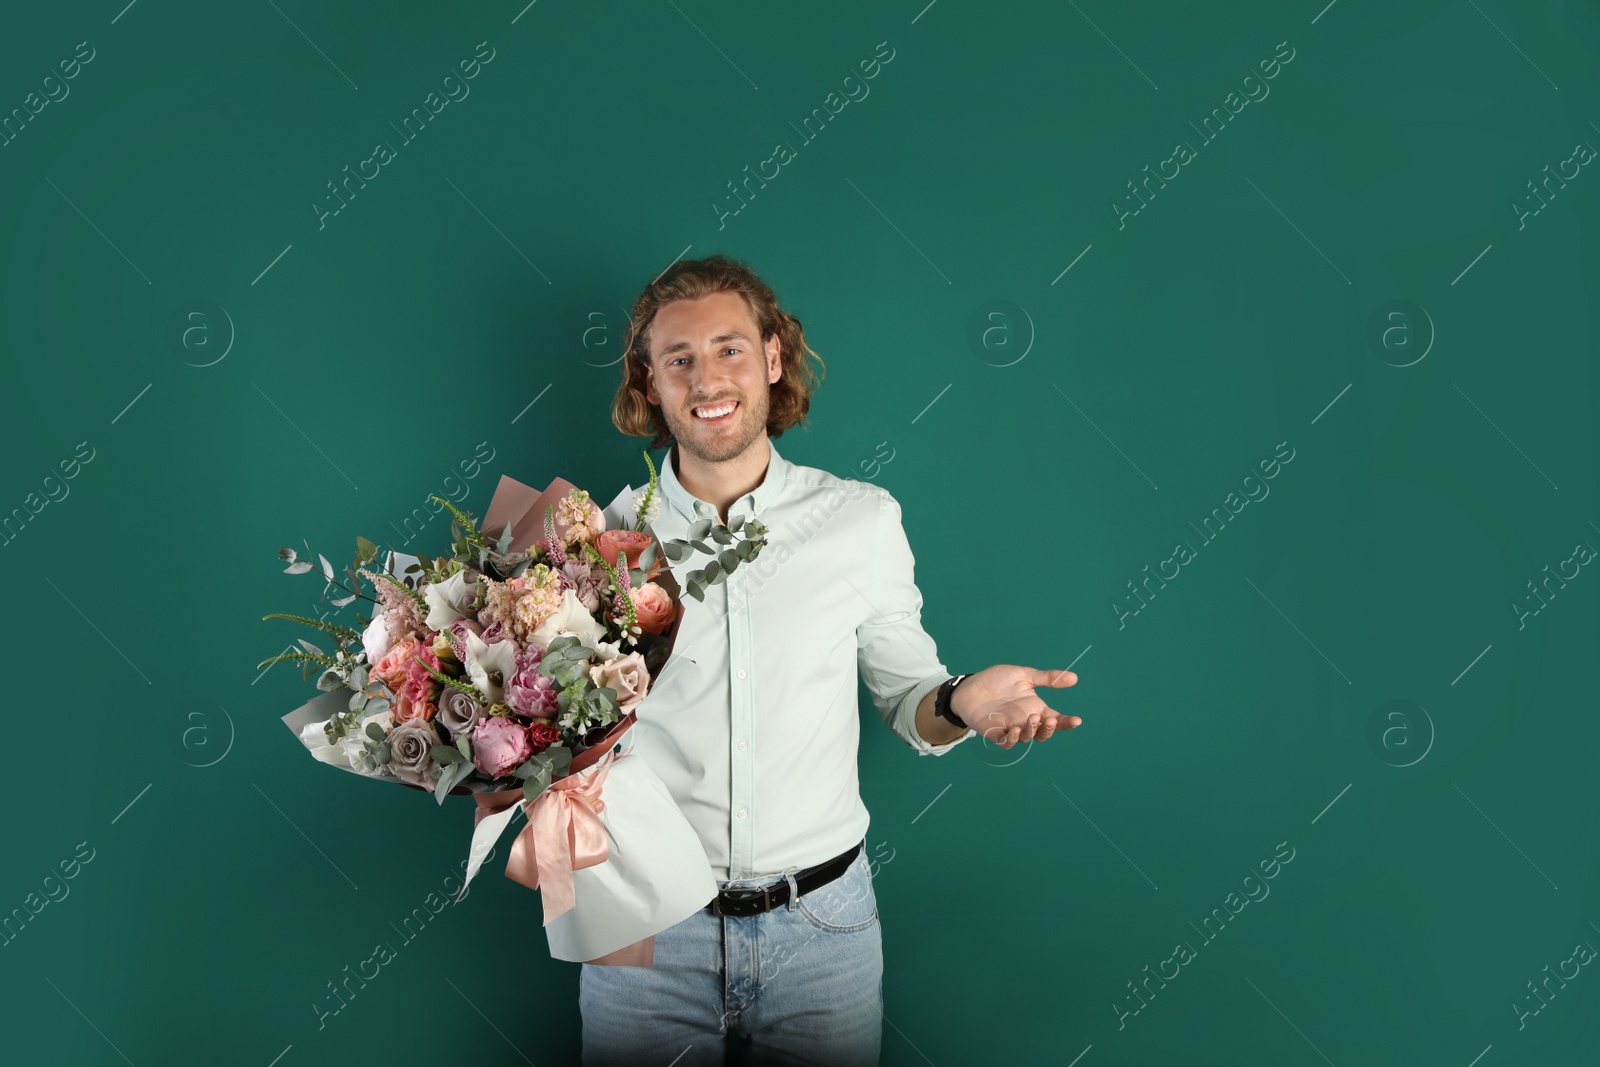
[712,882,774,916]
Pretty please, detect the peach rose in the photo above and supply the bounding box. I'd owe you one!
[629,581,675,636]
[371,633,422,694]
[596,529,664,580]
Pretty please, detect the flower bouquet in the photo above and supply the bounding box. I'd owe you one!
[267,454,718,965]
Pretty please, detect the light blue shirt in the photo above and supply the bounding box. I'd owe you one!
[620,438,974,881]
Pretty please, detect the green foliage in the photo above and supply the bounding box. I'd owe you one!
[260,613,364,644]
[662,515,768,601]
[632,449,660,532]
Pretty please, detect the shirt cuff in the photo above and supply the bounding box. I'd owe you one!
[902,672,977,756]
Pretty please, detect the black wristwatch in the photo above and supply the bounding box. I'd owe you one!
[933,674,970,729]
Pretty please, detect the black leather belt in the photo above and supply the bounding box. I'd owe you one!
[707,840,863,917]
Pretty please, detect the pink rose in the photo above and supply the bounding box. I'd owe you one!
[629,582,675,636]
[472,716,533,779]
[589,651,651,715]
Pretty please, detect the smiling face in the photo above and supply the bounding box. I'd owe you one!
[644,290,782,465]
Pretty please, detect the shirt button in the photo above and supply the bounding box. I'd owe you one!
[736,668,747,679]
[737,807,748,819]
[737,740,747,751]
[731,600,743,614]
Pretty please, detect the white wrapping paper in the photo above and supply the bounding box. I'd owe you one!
[539,739,716,962]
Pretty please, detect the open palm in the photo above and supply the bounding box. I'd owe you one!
[952,665,1081,750]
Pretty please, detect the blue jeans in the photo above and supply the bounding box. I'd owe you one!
[579,844,884,1066]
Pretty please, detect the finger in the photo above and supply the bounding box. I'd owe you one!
[1031,668,1078,689]
[1040,713,1080,738]
[1020,713,1041,743]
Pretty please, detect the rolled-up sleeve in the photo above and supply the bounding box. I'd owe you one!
[856,487,975,756]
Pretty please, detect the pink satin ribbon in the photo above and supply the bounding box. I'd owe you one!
[472,722,658,965]
[474,744,625,926]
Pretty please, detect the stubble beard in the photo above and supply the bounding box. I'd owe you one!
[666,385,769,465]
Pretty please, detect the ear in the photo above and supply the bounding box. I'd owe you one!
[643,361,659,404]
[766,331,782,385]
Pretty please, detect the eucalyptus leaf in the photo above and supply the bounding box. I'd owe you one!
[355,536,379,564]
[719,549,738,572]
[331,594,356,608]
[702,560,721,582]
[285,560,313,575]
[690,540,713,555]
[431,744,463,765]
[689,518,713,539]
[709,525,733,545]
[365,722,388,742]
[729,514,745,532]
[662,542,687,562]
[434,759,474,805]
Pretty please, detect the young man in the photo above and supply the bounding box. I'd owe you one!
[587,255,1080,1065]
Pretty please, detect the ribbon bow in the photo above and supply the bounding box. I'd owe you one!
[459,742,628,925]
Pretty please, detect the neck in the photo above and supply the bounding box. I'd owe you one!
[672,437,771,524]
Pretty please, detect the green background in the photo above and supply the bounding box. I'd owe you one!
[2,1,1597,1064]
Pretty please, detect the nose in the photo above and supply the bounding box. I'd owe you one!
[689,352,734,400]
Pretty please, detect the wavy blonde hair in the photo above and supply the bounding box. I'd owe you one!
[611,254,825,450]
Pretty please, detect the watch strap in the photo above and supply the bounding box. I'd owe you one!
[933,673,969,729]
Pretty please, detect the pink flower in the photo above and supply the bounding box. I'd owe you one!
[447,617,484,662]
[472,716,533,779]
[629,582,676,636]
[402,643,442,707]
[371,633,422,694]
[507,645,559,719]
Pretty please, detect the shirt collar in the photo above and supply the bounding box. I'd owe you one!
[658,438,789,523]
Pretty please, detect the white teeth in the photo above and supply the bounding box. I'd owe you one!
[694,402,736,418]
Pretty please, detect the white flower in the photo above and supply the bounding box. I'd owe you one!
[527,588,609,652]
[464,629,520,704]
[361,612,393,663]
[631,487,662,528]
[298,706,393,777]
[424,569,477,632]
